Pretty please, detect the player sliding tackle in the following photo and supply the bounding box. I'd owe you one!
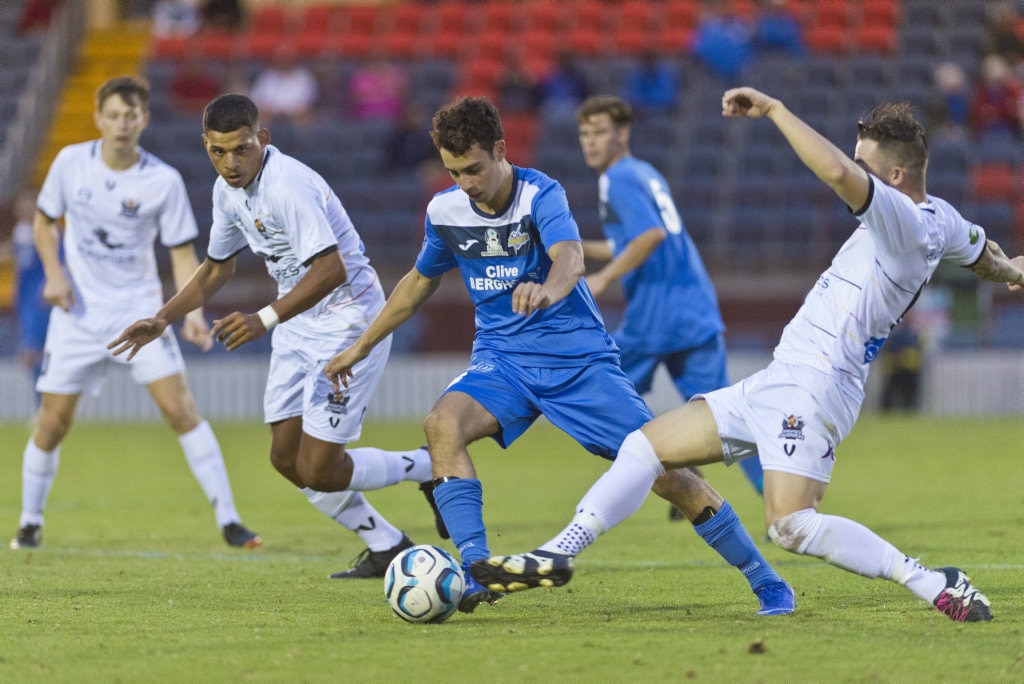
[472,86,1024,623]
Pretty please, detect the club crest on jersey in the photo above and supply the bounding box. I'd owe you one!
[326,390,350,415]
[119,199,141,218]
[863,336,886,363]
[481,228,508,257]
[778,414,805,440]
[507,225,531,253]
[254,217,267,237]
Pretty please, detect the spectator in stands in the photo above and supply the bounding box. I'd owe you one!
[691,0,754,81]
[538,51,591,116]
[200,0,243,31]
[753,0,806,58]
[984,1,1024,68]
[151,0,201,38]
[382,99,436,178]
[925,61,970,142]
[7,186,51,400]
[249,46,320,126]
[497,52,541,115]
[168,53,222,114]
[623,50,679,114]
[968,54,1023,140]
[347,51,409,123]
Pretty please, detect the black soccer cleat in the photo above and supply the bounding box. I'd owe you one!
[470,550,574,592]
[418,480,450,539]
[933,567,993,622]
[222,522,262,549]
[330,533,414,579]
[10,524,42,549]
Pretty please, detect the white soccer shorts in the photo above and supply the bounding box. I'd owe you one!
[263,324,393,445]
[698,361,861,484]
[36,305,187,397]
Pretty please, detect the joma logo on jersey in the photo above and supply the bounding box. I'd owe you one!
[119,199,141,218]
[326,391,350,415]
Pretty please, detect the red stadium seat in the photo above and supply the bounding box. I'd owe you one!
[241,30,283,59]
[151,35,188,59]
[615,28,649,56]
[813,0,850,27]
[293,30,330,58]
[336,30,374,59]
[657,25,694,53]
[196,30,239,60]
[970,163,1019,201]
[805,24,848,54]
[250,5,290,35]
[861,0,900,27]
[299,4,342,35]
[615,1,653,32]
[567,26,603,57]
[855,24,896,53]
[340,4,382,35]
[664,2,698,30]
[501,112,539,166]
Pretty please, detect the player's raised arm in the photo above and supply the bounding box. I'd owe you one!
[512,239,585,316]
[723,86,870,212]
[324,266,441,388]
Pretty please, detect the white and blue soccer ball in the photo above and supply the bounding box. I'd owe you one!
[384,544,465,624]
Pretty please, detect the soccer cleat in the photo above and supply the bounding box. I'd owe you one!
[754,580,797,616]
[222,522,262,549]
[469,550,574,592]
[933,567,992,622]
[418,480,450,540]
[10,524,42,550]
[458,563,504,613]
[330,534,414,579]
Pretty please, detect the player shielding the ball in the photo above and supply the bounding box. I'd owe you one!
[475,86,1024,622]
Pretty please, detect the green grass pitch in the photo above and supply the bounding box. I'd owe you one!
[1,415,1021,681]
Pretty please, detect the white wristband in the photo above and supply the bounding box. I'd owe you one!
[257,305,279,330]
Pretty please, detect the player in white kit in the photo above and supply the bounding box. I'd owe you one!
[110,94,445,578]
[11,76,260,550]
[475,87,1024,622]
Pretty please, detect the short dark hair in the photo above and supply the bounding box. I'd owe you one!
[430,96,503,156]
[856,102,928,173]
[203,93,260,133]
[576,95,634,127]
[96,76,150,111]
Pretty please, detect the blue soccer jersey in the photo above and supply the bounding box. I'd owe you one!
[416,166,619,365]
[601,156,724,354]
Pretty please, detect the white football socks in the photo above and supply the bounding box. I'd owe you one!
[302,488,404,551]
[346,446,432,491]
[20,440,60,527]
[179,420,240,528]
[539,430,665,557]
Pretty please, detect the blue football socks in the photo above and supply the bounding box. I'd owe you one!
[694,501,780,591]
[433,477,490,564]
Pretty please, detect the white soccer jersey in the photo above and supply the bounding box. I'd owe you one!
[773,176,986,394]
[36,140,199,312]
[206,145,384,341]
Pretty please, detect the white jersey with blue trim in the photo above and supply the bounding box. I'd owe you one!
[36,140,198,312]
[415,165,618,365]
[773,176,985,393]
[206,145,384,341]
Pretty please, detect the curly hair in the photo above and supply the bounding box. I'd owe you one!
[856,102,928,173]
[430,96,504,156]
[96,76,150,111]
[203,93,260,133]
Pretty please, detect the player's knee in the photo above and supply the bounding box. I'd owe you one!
[767,508,822,554]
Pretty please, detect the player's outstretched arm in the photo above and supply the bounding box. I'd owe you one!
[723,86,870,213]
[324,266,442,389]
[512,240,585,315]
[108,257,233,359]
[968,240,1024,289]
[587,227,664,297]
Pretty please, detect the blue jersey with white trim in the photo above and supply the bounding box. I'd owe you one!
[416,166,618,365]
[601,156,724,354]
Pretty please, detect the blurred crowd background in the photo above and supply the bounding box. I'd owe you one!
[0,0,1022,366]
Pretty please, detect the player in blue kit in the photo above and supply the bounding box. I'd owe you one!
[576,95,764,501]
[324,96,795,616]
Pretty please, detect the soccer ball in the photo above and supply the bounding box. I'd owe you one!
[384,544,466,624]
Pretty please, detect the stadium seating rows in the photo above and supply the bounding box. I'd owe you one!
[133,0,1021,274]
